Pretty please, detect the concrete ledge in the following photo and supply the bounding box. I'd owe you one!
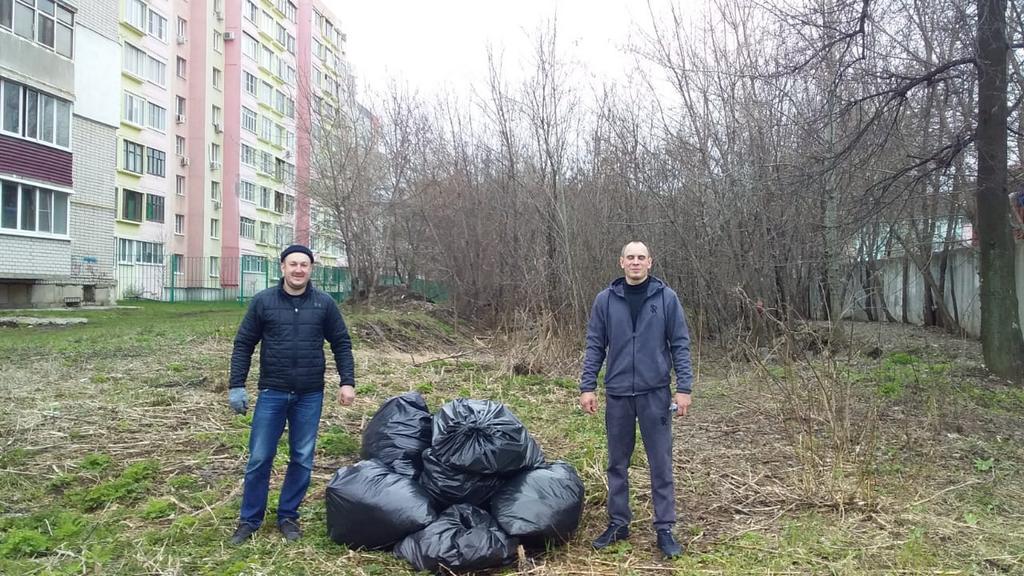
[0,316,88,327]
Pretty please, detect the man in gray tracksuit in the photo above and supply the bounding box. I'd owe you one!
[580,241,693,558]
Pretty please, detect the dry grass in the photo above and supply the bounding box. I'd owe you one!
[1,302,1022,575]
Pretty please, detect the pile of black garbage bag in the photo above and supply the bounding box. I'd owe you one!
[325,393,585,573]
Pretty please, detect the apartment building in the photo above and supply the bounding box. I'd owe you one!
[0,0,120,307]
[114,0,353,300]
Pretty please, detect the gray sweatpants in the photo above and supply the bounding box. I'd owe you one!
[605,386,676,530]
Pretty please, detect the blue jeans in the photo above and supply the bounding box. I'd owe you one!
[239,388,324,528]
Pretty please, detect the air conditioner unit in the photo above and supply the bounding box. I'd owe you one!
[213,122,223,133]
[176,35,187,45]
[210,161,222,170]
[176,114,186,124]
[223,31,235,40]
[213,200,222,210]
[179,156,190,166]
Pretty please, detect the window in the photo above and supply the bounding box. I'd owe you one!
[239,180,255,202]
[2,79,20,135]
[171,253,183,274]
[176,175,185,195]
[123,91,144,125]
[120,188,143,221]
[146,148,165,177]
[241,254,265,273]
[209,218,219,239]
[241,144,256,166]
[175,135,185,156]
[260,116,272,141]
[176,16,186,38]
[259,220,272,243]
[213,30,222,53]
[259,81,273,106]
[123,140,144,173]
[147,102,165,131]
[145,194,164,222]
[126,0,146,29]
[245,0,257,22]
[274,191,284,213]
[259,186,271,209]
[117,238,163,264]
[209,256,220,277]
[146,55,166,86]
[176,56,186,78]
[210,142,221,163]
[276,224,293,246]
[212,67,222,89]
[240,217,255,239]
[147,9,166,41]
[14,0,74,57]
[123,43,146,77]
[1,179,69,235]
[274,89,286,115]
[212,105,221,125]
[242,107,257,133]
[175,95,186,117]
[243,33,258,60]
[244,72,258,96]
[211,181,221,201]
[259,45,272,70]
[3,83,68,148]
[285,194,294,214]
[286,33,295,54]
[174,213,184,234]
[276,22,286,46]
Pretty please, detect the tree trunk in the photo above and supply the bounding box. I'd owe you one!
[976,0,1024,383]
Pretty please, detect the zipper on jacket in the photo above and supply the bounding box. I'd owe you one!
[291,298,300,391]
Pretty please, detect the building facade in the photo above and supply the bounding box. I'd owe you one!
[112,0,353,301]
[0,0,119,307]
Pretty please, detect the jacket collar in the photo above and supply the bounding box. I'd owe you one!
[609,275,665,298]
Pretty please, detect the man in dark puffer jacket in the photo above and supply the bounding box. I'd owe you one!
[227,244,355,544]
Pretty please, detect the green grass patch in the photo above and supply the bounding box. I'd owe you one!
[67,460,159,510]
[319,427,360,458]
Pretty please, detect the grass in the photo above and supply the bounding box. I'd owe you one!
[1,302,1023,574]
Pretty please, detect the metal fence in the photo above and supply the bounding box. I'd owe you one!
[115,256,352,303]
[115,258,450,304]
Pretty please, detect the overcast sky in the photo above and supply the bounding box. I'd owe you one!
[323,0,688,99]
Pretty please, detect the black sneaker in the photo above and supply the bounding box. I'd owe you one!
[656,529,683,558]
[592,523,630,549]
[278,518,302,542]
[229,523,258,545]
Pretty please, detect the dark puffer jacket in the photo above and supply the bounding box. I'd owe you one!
[229,279,355,393]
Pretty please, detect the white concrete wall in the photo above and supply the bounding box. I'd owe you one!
[833,245,1024,340]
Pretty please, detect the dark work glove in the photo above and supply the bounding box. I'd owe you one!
[228,387,249,414]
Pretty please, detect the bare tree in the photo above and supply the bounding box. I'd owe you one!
[977,0,1024,382]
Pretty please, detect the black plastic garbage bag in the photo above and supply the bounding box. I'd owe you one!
[361,392,433,473]
[326,460,437,550]
[418,448,505,507]
[490,460,584,547]
[431,399,544,475]
[394,504,518,573]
